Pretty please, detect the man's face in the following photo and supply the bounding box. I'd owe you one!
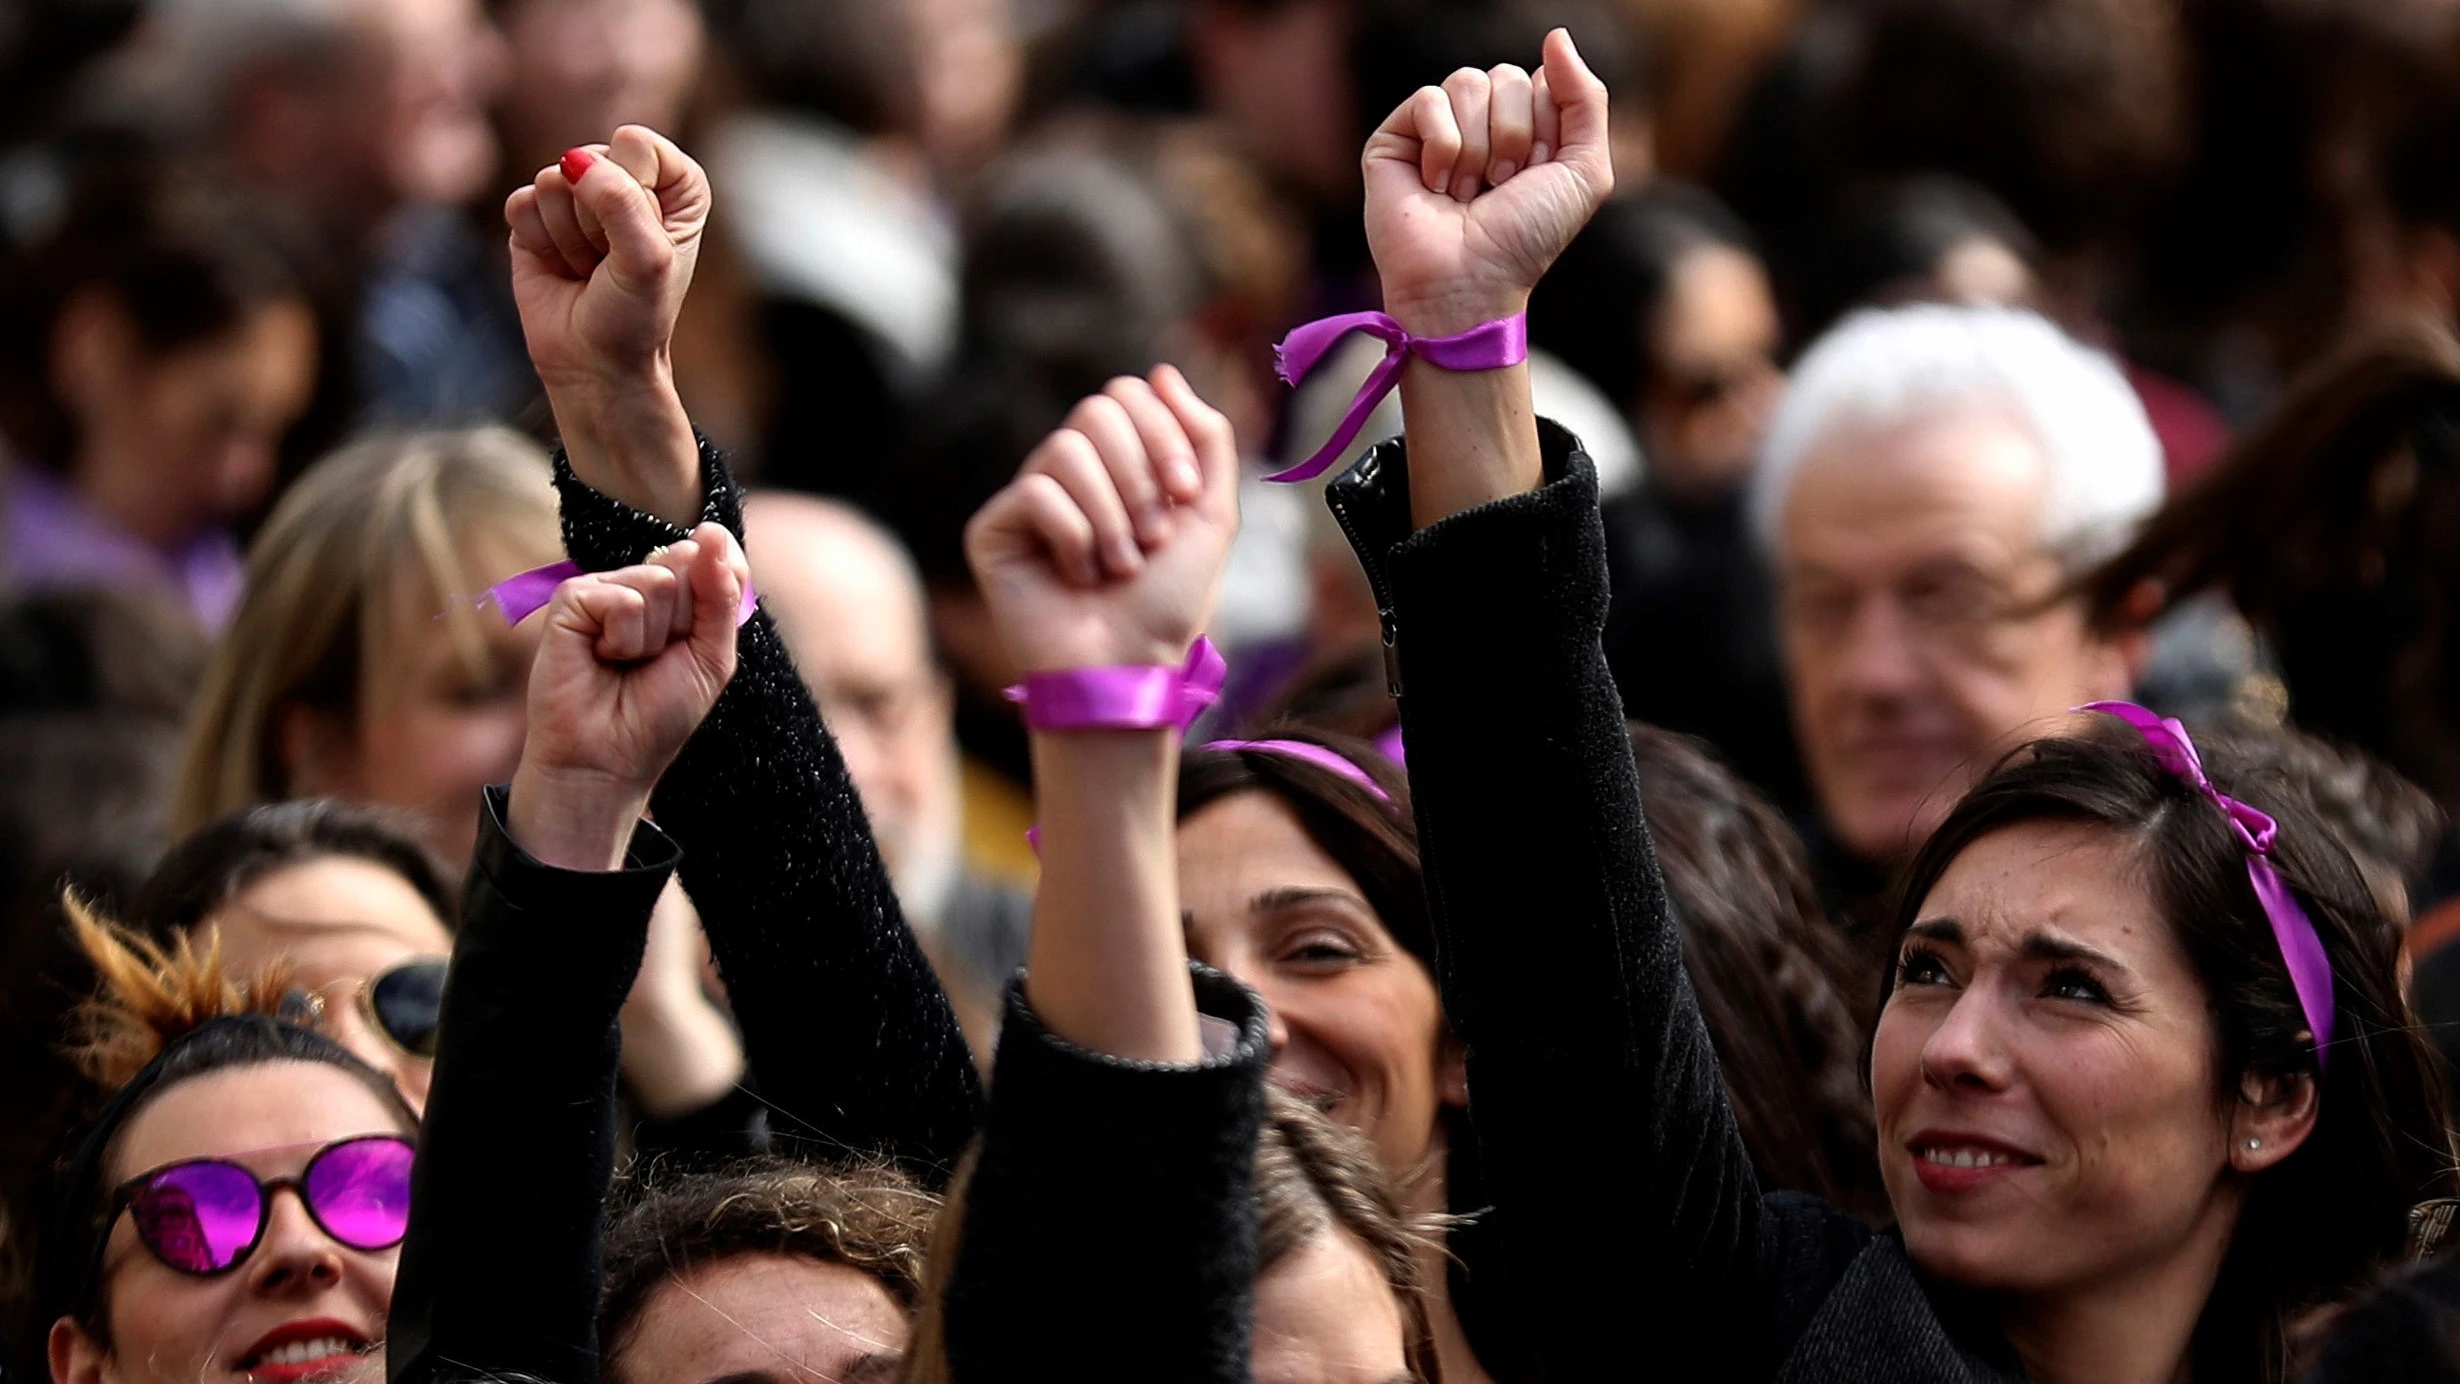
[350,0,505,208]
[1778,412,2136,862]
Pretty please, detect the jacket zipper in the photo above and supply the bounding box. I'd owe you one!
[1324,477,1403,698]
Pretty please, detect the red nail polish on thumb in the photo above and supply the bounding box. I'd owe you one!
[560,148,597,184]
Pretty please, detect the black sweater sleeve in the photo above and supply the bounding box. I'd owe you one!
[388,787,680,1384]
[554,439,984,1184]
[1331,424,1776,1380]
[942,969,1273,1384]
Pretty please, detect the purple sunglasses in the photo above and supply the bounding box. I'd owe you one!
[105,1135,415,1276]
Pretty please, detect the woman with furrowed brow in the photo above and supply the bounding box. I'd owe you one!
[1320,25,2456,1384]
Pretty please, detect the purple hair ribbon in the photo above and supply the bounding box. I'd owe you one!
[2081,701,2336,1072]
[1202,739,1391,802]
[1004,637,1225,733]
[1265,310,1529,483]
[483,558,759,628]
[1372,723,1406,767]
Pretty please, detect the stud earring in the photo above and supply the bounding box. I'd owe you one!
[2246,1138,2261,1151]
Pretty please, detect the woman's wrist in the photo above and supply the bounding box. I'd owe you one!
[543,360,705,528]
[506,760,653,872]
[1382,285,1530,340]
[1396,355,1543,529]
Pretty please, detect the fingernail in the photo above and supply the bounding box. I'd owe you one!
[1492,159,1517,182]
[1171,457,1201,493]
[560,147,596,184]
[1138,501,1170,538]
[1453,171,1479,202]
[1530,141,1551,165]
[1108,536,1143,573]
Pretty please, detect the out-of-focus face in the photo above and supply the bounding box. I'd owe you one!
[909,0,1018,174]
[746,497,957,894]
[494,0,704,183]
[1178,793,1459,1185]
[1871,822,2263,1300]
[50,1062,406,1384]
[1640,242,1782,501]
[1188,0,1357,203]
[1251,1230,1411,1384]
[56,295,318,547]
[288,541,551,872]
[1778,413,2135,861]
[357,0,506,208]
[612,1252,907,1384]
[204,857,454,1111]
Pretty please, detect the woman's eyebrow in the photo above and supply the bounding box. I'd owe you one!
[2022,931,2128,972]
[1906,918,1964,945]
[1248,885,1370,915]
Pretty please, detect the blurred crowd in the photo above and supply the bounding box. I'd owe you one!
[13,0,2460,1379]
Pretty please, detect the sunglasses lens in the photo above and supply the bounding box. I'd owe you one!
[369,960,447,1058]
[136,1162,264,1273]
[304,1138,414,1250]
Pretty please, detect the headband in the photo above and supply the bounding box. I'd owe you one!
[2081,702,2336,1072]
[1201,739,1392,802]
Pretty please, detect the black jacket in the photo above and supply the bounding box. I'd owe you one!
[390,446,986,1384]
[942,969,1274,1383]
[1325,422,2023,1383]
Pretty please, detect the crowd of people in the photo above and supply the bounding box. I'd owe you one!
[10,0,2460,1381]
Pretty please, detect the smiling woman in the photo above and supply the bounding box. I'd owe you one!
[33,942,419,1384]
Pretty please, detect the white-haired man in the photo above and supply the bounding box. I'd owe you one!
[1752,304,2164,869]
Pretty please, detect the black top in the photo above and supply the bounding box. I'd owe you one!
[942,969,1274,1384]
[389,789,681,1384]
[553,437,983,1179]
[1324,423,2023,1383]
[390,446,987,1384]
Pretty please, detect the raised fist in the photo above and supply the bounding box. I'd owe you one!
[1364,29,1613,337]
[965,368,1239,677]
[506,124,709,392]
[508,525,747,867]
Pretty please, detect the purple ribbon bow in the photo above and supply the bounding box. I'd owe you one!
[1266,310,1530,483]
[1005,637,1225,733]
[2082,701,2336,1071]
[484,559,760,628]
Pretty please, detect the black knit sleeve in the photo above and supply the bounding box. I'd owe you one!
[1372,424,1776,1380]
[389,788,680,1384]
[555,438,984,1185]
[941,968,1272,1384]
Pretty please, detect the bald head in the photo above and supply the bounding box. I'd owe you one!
[743,493,954,890]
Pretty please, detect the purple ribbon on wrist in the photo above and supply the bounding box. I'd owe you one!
[1266,310,1529,483]
[1004,638,1226,733]
[2082,701,2336,1072]
[482,559,759,627]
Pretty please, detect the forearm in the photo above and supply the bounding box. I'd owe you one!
[1022,730,1202,1065]
[506,760,646,871]
[1389,295,1543,529]
[558,451,987,1180]
[543,363,705,528]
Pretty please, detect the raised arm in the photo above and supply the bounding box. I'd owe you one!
[391,533,746,1384]
[1332,32,1787,1378]
[936,369,1273,1383]
[506,128,983,1179]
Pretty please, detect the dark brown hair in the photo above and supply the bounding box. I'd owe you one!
[2084,319,2460,804]
[1626,725,1887,1221]
[1888,723,2456,1381]
[0,159,306,469]
[599,1158,939,1384]
[129,798,457,946]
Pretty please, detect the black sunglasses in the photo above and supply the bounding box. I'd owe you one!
[281,958,448,1060]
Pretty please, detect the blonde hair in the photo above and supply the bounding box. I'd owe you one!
[172,428,558,833]
[62,893,294,1091]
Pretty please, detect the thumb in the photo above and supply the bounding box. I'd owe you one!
[1541,29,1613,196]
[572,139,678,293]
[607,125,711,245]
[683,523,745,682]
